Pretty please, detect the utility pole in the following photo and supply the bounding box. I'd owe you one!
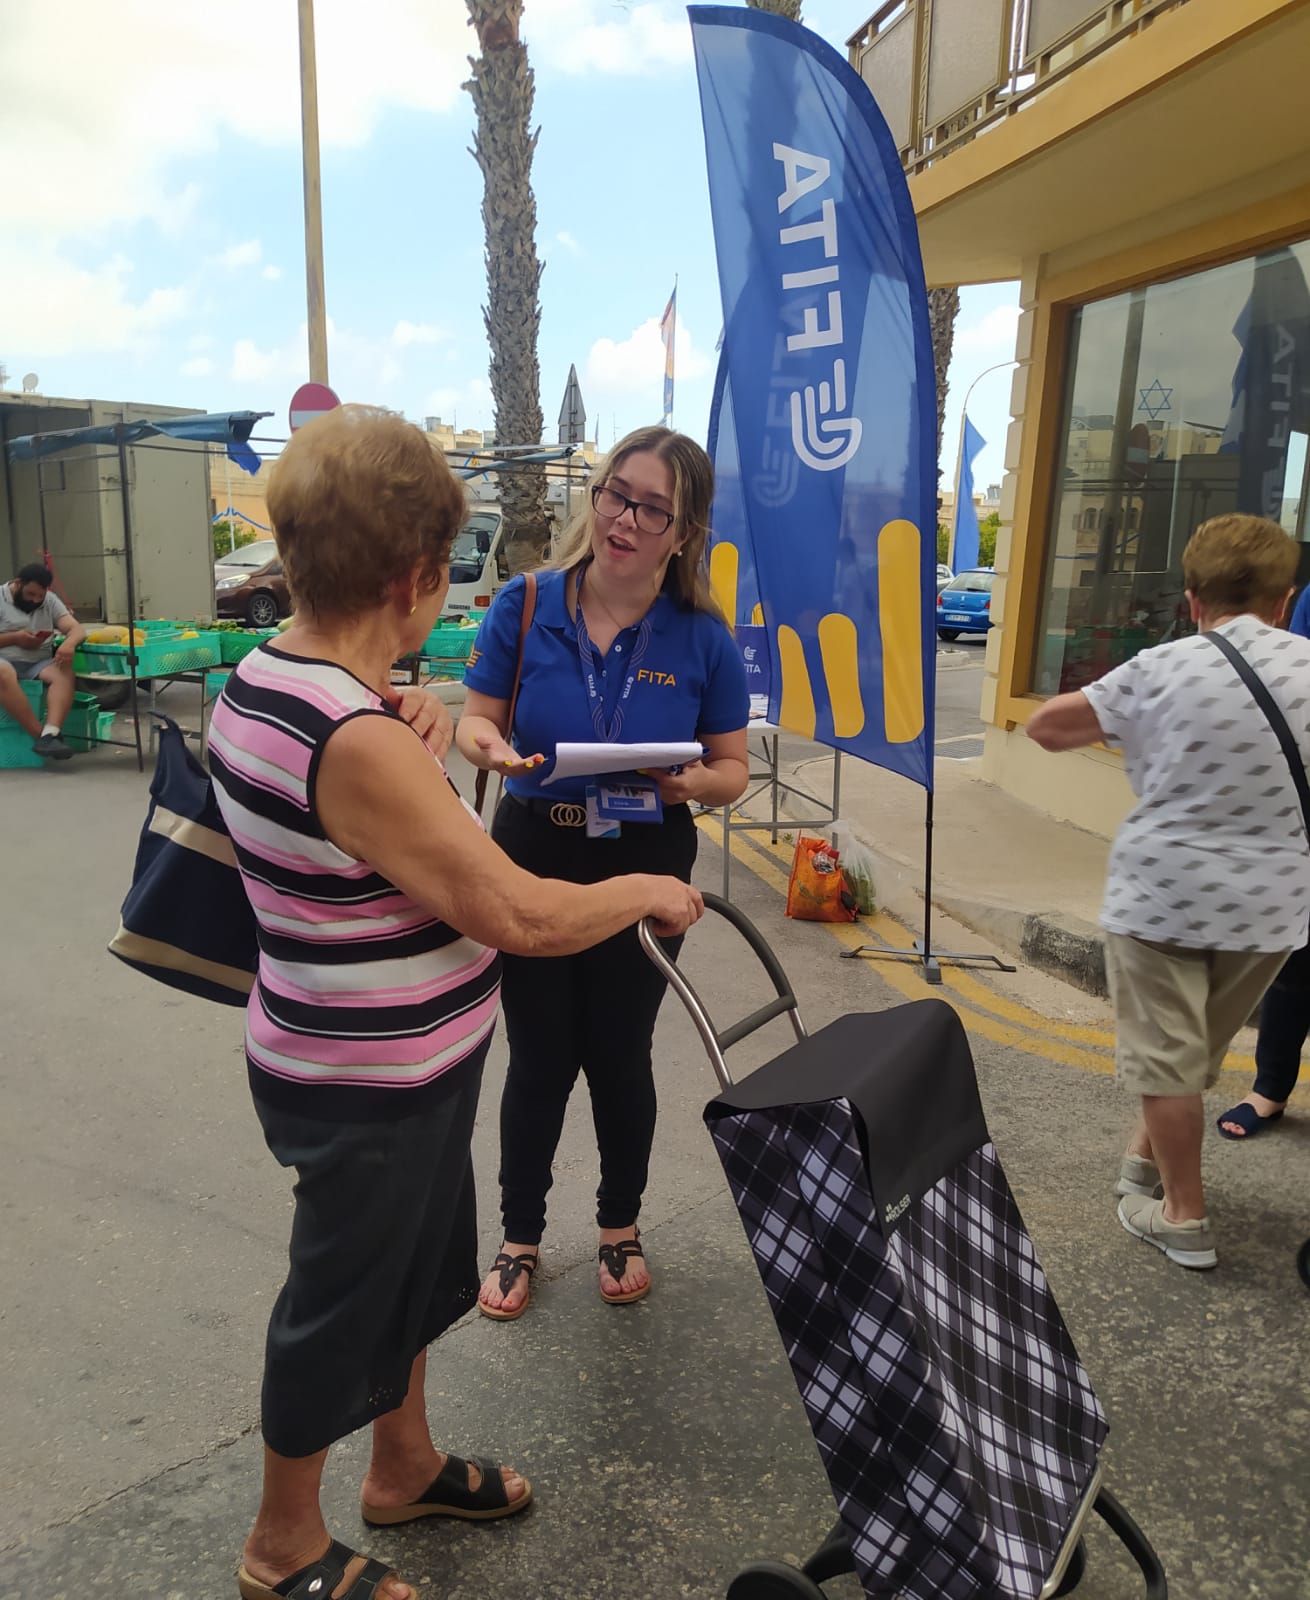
[298,0,329,384]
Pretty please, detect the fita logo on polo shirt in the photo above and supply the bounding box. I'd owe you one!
[636,668,678,687]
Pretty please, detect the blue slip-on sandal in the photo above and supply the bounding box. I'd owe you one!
[1216,1102,1285,1140]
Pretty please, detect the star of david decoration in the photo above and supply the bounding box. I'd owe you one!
[1138,379,1173,419]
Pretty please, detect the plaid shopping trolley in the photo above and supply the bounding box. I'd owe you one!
[639,895,1166,1600]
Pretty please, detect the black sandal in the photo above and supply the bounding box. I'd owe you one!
[361,1452,533,1525]
[598,1231,650,1305]
[237,1538,404,1599]
[478,1249,537,1322]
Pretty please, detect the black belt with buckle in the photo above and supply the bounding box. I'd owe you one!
[506,791,588,828]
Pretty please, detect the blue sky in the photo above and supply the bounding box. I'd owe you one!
[1,0,1018,495]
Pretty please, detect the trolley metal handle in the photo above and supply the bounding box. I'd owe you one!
[638,892,807,1091]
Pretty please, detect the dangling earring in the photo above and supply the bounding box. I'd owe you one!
[409,603,417,615]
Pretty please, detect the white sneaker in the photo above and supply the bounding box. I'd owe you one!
[1118,1195,1217,1270]
[1115,1154,1163,1199]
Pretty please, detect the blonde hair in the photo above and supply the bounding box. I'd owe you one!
[267,405,467,619]
[551,425,725,617]
[1182,513,1298,614]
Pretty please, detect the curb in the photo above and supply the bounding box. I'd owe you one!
[934,894,1107,998]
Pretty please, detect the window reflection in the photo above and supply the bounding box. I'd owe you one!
[1034,240,1310,695]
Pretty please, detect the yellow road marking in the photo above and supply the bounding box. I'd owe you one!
[698,812,1267,1083]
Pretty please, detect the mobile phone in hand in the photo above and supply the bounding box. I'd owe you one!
[31,629,53,643]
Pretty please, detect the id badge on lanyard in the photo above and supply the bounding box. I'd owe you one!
[575,575,658,836]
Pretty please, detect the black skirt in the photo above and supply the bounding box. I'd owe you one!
[252,1042,487,1458]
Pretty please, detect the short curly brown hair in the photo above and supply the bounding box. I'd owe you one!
[267,405,467,619]
[1182,513,1298,613]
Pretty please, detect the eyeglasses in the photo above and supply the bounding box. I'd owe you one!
[591,485,675,537]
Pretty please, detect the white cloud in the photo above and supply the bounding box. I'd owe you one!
[231,333,308,387]
[218,239,263,271]
[525,0,690,75]
[391,320,445,349]
[180,356,215,378]
[187,334,215,353]
[231,316,453,399]
[555,230,583,256]
[1,1,470,245]
[953,301,1021,357]
[0,245,188,357]
[262,264,284,282]
[585,315,711,398]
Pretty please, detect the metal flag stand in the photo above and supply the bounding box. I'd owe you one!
[840,781,1016,985]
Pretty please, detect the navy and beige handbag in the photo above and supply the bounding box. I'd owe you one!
[108,716,258,1006]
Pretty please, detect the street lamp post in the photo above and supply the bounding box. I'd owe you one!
[298,0,329,386]
[948,359,1017,569]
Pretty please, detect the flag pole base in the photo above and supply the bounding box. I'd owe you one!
[840,934,1016,985]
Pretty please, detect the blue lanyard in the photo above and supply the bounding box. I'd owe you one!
[574,572,654,743]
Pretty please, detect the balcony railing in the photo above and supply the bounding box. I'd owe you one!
[847,0,1190,175]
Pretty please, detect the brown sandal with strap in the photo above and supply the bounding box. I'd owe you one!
[598,1230,650,1305]
[478,1249,537,1321]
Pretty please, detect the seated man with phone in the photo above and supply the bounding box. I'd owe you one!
[0,562,88,761]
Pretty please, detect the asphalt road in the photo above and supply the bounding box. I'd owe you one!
[4,700,1308,1600]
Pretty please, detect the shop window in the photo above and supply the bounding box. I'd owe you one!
[1033,239,1310,696]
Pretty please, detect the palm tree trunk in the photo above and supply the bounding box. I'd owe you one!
[746,0,803,17]
[928,284,961,495]
[465,0,551,572]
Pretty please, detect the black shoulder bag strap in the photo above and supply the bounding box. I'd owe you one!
[1208,630,1310,842]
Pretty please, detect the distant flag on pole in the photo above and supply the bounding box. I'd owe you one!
[660,287,677,425]
[951,417,986,575]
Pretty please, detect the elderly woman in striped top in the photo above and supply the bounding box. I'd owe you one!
[209,407,703,1600]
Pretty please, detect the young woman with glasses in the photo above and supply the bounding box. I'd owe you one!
[457,426,750,1318]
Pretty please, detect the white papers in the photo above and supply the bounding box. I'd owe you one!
[541,741,704,786]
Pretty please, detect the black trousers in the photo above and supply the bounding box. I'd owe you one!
[1253,939,1310,1103]
[491,795,698,1244]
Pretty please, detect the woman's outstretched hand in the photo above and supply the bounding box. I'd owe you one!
[472,728,546,777]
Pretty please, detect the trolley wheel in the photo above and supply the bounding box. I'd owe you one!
[1298,1237,1310,1290]
[726,1560,827,1600]
[1051,1539,1087,1596]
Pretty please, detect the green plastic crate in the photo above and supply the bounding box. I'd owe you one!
[0,685,110,756]
[421,624,477,661]
[73,633,221,677]
[0,680,45,727]
[64,700,115,750]
[0,725,45,768]
[219,628,276,663]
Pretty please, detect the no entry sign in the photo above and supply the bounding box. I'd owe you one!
[289,382,341,433]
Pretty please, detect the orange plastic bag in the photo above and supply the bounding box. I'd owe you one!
[785,834,857,922]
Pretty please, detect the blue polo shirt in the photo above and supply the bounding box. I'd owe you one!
[1290,586,1310,640]
[465,569,750,801]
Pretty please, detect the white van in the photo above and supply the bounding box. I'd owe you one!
[444,508,510,616]
[443,505,562,616]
